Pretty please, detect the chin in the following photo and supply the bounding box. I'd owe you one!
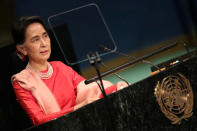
[41,55,50,61]
[45,55,50,60]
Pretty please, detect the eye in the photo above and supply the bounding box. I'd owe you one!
[43,33,49,38]
[32,37,40,43]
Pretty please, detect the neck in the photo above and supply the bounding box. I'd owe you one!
[28,60,48,71]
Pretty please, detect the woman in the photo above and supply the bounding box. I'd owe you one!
[11,16,127,126]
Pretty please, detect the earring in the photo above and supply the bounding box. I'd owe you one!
[16,49,26,62]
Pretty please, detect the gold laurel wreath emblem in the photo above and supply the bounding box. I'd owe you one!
[154,73,193,124]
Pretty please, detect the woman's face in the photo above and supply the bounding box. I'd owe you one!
[22,22,51,63]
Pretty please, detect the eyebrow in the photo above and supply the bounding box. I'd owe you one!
[31,35,39,41]
[43,32,48,35]
[30,31,48,41]
[31,35,39,40]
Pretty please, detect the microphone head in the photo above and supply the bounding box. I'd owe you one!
[99,45,111,51]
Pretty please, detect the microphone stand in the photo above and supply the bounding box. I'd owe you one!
[87,52,114,131]
[87,52,107,98]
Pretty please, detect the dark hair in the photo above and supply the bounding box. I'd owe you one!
[11,16,48,45]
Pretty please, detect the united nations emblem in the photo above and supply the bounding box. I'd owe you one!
[154,73,193,124]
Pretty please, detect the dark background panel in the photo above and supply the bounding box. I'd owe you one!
[12,0,197,53]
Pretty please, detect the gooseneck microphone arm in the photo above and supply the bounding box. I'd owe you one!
[84,42,177,84]
[99,45,162,72]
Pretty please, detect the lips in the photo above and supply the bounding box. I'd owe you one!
[40,50,48,55]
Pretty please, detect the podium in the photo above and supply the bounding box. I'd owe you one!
[25,51,197,131]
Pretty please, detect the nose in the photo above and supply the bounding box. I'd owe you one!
[40,37,47,46]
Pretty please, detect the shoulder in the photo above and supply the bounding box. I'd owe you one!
[11,68,28,82]
[11,68,30,89]
[49,61,73,71]
[49,61,70,68]
[49,61,64,66]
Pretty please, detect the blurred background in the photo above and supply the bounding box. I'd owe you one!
[0,0,197,130]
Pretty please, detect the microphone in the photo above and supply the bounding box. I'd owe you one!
[183,42,190,54]
[99,45,162,74]
[99,45,132,58]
